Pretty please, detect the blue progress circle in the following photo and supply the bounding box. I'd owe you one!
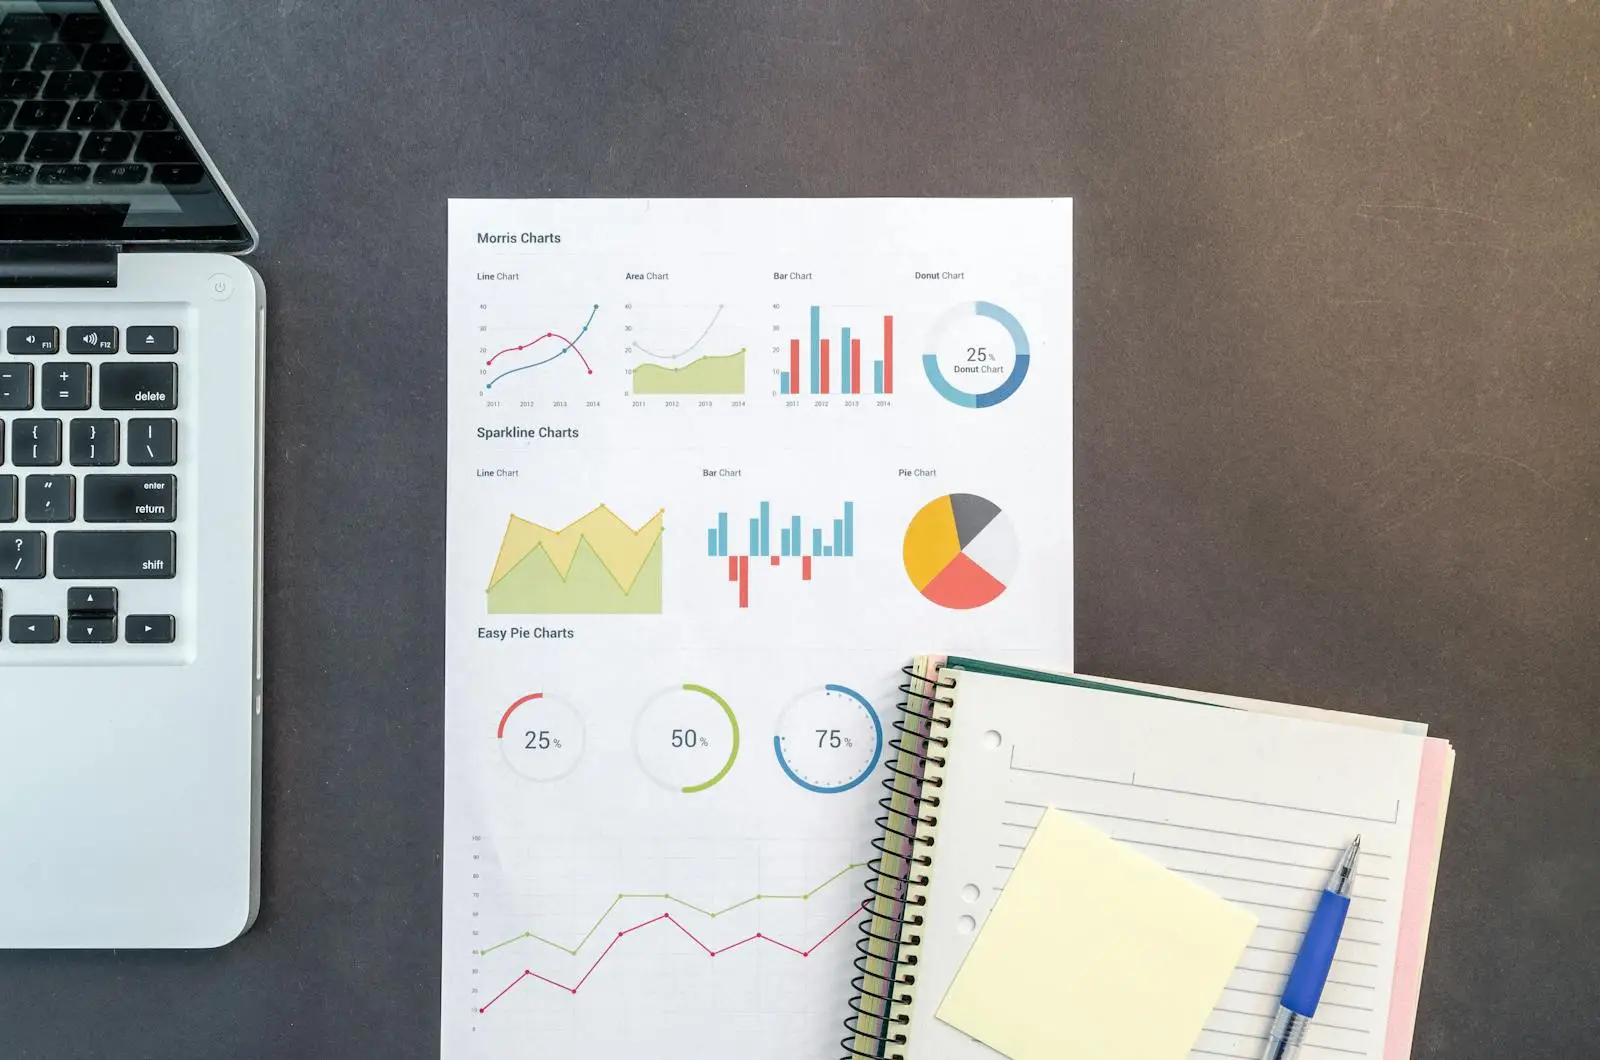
[772,683,884,794]
[921,300,1032,408]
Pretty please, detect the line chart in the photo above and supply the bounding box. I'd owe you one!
[478,906,860,1010]
[630,305,724,361]
[483,304,599,389]
[474,860,867,957]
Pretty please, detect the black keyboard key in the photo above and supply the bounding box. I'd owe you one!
[68,418,117,466]
[0,132,25,161]
[7,326,58,355]
[66,98,118,128]
[126,326,178,355]
[41,71,96,98]
[24,474,73,522]
[0,15,56,43]
[84,474,173,523]
[37,162,88,185]
[9,615,58,642]
[100,363,176,410]
[0,44,32,70]
[16,100,68,129]
[0,162,31,184]
[126,418,176,466]
[40,362,90,409]
[0,70,42,97]
[0,476,14,522]
[30,44,83,71]
[126,614,174,644]
[118,98,166,129]
[0,99,14,124]
[80,130,131,161]
[67,615,115,644]
[94,69,144,100]
[0,530,45,578]
[152,163,203,186]
[53,530,175,579]
[10,418,61,465]
[59,13,109,44]
[80,42,128,71]
[65,326,117,355]
[25,131,79,161]
[68,586,116,616]
[134,131,195,164]
[94,162,146,184]
[0,363,30,409]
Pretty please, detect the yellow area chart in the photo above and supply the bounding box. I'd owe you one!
[487,505,664,614]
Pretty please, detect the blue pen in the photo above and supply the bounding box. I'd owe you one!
[1262,836,1361,1060]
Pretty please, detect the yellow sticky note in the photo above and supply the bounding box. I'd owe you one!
[936,809,1257,1060]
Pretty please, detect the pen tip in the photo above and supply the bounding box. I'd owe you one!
[1351,834,1362,852]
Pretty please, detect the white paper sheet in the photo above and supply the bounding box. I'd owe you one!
[442,198,1074,1060]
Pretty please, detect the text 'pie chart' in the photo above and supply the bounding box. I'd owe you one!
[902,493,1018,610]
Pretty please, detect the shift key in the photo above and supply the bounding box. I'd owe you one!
[100,362,177,410]
[54,530,175,579]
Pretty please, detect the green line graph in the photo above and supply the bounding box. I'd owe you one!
[474,860,869,958]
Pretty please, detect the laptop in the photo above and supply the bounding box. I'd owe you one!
[0,0,263,948]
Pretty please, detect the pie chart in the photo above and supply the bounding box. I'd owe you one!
[902,493,1018,609]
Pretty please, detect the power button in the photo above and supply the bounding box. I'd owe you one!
[207,272,234,300]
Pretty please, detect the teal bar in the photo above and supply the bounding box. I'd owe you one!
[779,370,790,393]
[749,517,759,554]
[791,515,801,551]
[717,512,728,556]
[873,362,883,394]
[707,527,717,557]
[809,305,821,394]
[841,326,852,394]
[781,528,791,556]
[759,501,770,556]
[812,527,823,555]
[844,502,854,556]
[823,545,833,556]
[832,518,843,555]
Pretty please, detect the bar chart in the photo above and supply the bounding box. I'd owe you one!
[705,500,856,607]
[779,306,895,396]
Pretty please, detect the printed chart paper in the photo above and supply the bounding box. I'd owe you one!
[442,198,1074,1060]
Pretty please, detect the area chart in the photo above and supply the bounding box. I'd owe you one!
[488,505,664,614]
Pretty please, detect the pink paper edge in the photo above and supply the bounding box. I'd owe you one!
[1383,738,1450,1060]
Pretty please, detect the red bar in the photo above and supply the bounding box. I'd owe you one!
[770,554,780,566]
[850,338,861,394]
[802,555,812,581]
[788,338,800,394]
[727,555,738,582]
[738,555,749,608]
[883,316,894,393]
[819,338,831,394]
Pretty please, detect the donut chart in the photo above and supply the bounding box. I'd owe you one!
[921,300,1031,408]
[903,493,1018,609]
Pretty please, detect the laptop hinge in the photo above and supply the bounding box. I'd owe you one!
[0,243,118,288]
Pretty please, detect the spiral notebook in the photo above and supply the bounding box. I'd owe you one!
[844,656,1453,1060]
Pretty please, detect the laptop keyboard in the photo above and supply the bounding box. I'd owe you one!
[0,9,201,187]
[0,319,179,647]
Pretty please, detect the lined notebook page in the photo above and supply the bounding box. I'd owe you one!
[907,670,1424,1060]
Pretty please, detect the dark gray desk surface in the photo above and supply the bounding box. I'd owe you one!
[3,2,1598,1057]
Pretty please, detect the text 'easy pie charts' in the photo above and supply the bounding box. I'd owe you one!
[903,494,1018,609]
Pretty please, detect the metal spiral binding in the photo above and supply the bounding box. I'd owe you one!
[839,662,956,1060]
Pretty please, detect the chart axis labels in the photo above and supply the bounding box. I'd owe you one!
[903,493,1018,609]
